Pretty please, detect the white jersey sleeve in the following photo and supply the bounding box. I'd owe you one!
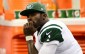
[39,41,59,54]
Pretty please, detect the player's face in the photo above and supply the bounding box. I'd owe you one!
[27,12,45,28]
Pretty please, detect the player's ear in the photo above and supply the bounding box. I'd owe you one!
[42,13,47,17]
[41,13,47,20]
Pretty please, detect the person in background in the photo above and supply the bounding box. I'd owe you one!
[20,2,83,54]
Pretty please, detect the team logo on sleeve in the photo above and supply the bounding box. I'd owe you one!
[46,31,52,35]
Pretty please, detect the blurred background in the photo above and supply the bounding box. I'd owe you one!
[0,0,85,54]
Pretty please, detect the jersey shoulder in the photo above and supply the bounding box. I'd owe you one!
[39,20,64,43]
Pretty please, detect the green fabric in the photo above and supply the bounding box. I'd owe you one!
[40,28,64,43]
[20,2,47,16]
[26,2,46,13]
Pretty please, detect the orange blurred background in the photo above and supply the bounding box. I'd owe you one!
[0,0,85,54]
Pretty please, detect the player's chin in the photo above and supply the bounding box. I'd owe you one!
[33,24,39,28]
[34,25,38,28]
[33,22,37,27]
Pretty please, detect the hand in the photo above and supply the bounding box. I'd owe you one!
[23,21,37,36]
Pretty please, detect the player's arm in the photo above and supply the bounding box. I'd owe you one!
[23,22,38,54]
[26,40,38,54]
[39,25,64,54]
[39,41,59,54]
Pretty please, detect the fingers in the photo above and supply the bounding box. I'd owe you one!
[24,21,34,30]
[29,21,34,27]
[24,21,33,28]
[23,23,29,35]
[23,22,36,36]
[24,23,29,28]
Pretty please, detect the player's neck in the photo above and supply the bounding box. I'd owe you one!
[37,19,49,32]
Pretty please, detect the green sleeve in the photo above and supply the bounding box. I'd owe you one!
[40,28,64,43]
